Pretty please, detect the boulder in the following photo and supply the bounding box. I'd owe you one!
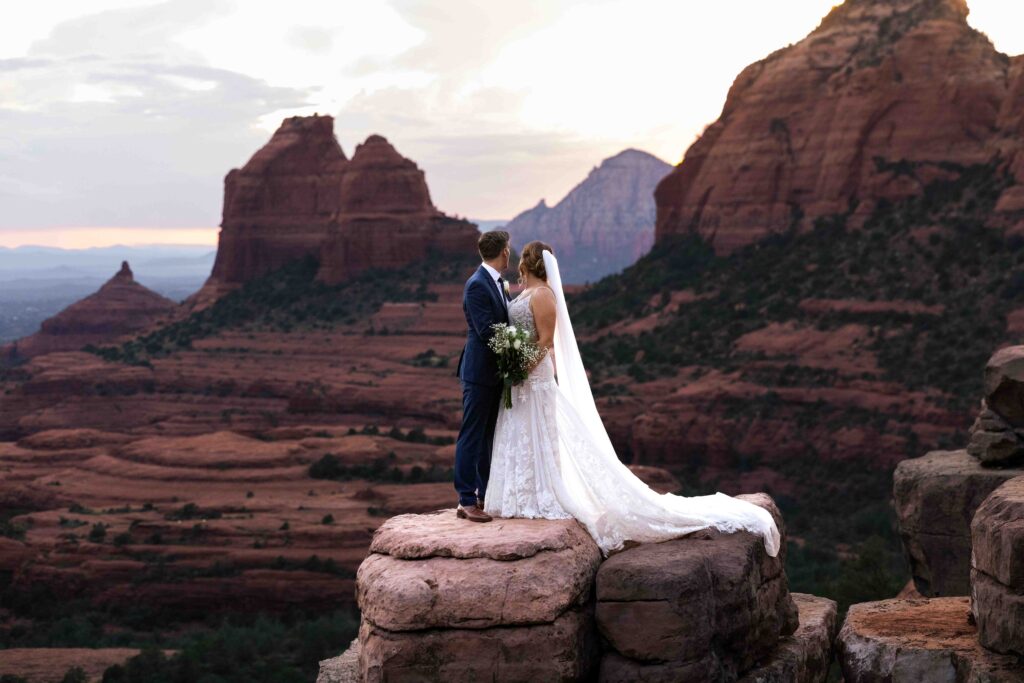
[962,346,1024,466]
[970,476,1024,656]
[983,346,1024,429]
[893,450,1024,596]
[317,639,359,683]
[356,510,601,681]
[595,494,797,680]
[360,607,596,683]
[736,593,838,683]
[600,593,837,683]
[836,597,1023,682]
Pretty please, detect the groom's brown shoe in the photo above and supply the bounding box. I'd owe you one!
[457,504,492,523]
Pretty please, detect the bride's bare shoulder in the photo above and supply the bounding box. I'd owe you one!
[529,286,557,319]
[532,285,556,300]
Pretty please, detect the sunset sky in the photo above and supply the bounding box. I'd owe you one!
[2,0,1022,249]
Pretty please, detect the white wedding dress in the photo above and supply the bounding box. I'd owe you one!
[483,251,781,558]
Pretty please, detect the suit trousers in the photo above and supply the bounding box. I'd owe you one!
[453,379,501,507]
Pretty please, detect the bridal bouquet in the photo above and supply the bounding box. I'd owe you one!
[488,323,542,409]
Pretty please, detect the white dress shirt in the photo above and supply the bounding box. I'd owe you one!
[481,262,508,309]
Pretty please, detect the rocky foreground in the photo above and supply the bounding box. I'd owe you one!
[833,346,1024,681]
[314,347,1024,682]
[319,494,839,682]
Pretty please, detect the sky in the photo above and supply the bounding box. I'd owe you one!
[1,0,1022,249]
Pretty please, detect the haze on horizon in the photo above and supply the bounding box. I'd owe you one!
[2,0,1022,249]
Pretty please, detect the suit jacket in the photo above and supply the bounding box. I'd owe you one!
[456,265,510,386]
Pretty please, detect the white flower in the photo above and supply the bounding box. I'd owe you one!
[513,339,522,350]
[503,280,511,296]
[508,326,517,334]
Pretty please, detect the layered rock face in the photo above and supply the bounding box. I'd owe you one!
[348,496,838,682]
[969,346,1024,465]
[971,476,1024,655]
[1,262,178,361]
[595,494,798,680]
[871,347,1024,680]
[893,450,1024,597]
[837,597,1021,681]
[355,511,601,681]
[193,116,478,303]
[655,0,1024,252]
[503,149,670,283]
[895,345,1024,597]
[317,135,478,284]
[210,115,347,286]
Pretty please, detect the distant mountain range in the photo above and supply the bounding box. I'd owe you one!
[0,244,215,277]
[501,149,671,283]
[0,244,214,343]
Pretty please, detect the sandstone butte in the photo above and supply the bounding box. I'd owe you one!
[654,0,1024,253]
[187,115,479,307]
[0,261,178,361]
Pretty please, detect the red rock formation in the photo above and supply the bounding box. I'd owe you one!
[1,262,178,360]
[655,0,1024,253]
[191,117,478,303]
[338,134,435,215]
[503,149,671,283]
[837,597,1022,680]
[208,114,347,287]
[317,135,478,284]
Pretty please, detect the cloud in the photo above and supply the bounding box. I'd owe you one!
[0,1,313,231]
[11,0,1019,240]
[287,26,335,56]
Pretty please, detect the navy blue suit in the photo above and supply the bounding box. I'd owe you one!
[454,265,510,507]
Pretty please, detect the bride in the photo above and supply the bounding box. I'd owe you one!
[482,241,781,558]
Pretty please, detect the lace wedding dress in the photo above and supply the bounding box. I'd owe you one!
[483,252,781,558]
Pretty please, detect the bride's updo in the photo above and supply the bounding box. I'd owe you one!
[518,240,553,284]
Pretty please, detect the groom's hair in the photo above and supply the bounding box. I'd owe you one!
[478,230,510,260]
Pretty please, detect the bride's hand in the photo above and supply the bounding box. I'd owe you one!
[526,345,551,374]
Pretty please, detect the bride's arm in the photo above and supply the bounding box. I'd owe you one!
[528,288,556,372]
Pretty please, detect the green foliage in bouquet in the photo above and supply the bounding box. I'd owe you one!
[487,323,543,409]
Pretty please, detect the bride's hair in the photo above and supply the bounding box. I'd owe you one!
[518,240,553,284]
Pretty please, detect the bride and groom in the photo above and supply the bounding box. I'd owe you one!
[454,230,781,557]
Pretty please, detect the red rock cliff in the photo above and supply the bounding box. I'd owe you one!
[655,0,1024,252]
[193,116,477,304]
[317,134,478,284]
[211,114,347,285]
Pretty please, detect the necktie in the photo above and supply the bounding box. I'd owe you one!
[496,276,508,307]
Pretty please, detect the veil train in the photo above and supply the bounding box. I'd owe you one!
[540,250,781,557]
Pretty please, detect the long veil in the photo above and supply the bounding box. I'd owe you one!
[542,251,619,459]
[541,250,781,557]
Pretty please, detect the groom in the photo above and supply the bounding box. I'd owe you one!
[453,230,512,523]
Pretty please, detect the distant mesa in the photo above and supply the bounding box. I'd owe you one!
[504,148,671,283]
[655,0,1024,253]
[1,261,178,361]
[190,114,478,307]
